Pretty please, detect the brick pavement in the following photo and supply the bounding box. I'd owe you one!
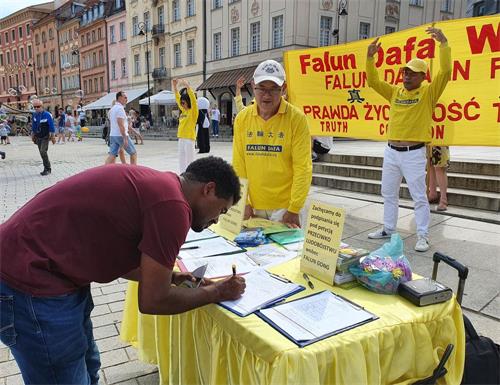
[1,136,498,384]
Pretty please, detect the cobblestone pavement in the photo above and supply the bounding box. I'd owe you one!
[1,137,498,384]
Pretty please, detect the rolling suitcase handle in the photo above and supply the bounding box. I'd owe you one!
[432,252,469,305]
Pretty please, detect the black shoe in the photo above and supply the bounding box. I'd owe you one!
[0,152,5,159]
[40,169,51,176]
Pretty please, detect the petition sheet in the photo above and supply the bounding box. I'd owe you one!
[179,253,259,278]
[245,244,298,268]
[178,237,244,259]
[260,291,374,341]
[184,229,218,243]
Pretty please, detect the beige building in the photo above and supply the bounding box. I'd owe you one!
[198,0,467,124]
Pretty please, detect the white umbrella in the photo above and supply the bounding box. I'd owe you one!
[139,90,177,106]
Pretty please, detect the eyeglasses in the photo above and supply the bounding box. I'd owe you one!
[254,87,282,96]
[34,105,42,108]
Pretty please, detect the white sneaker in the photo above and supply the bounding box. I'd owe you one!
[415,236,430,252]
[368,229,392,239]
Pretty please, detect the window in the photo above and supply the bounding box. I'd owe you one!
[250,22,260,53]
[28,45,32,59]
[121,58,126,77]
[42,32,46,42]
[213,32,221,60]
[272,15,284,48]
[441,0,453,12]
[359,22,370,39]
[13,50,17,63]
[99,50,104,65]
[6,52,11,65]
[100,77,104,92]
[187,39,195,64]
[231,27,240,56]
[12,29,15,41]
[172,1,180,21]
[319,16,332,47]
[473,1,486,16]
[30,72,34,87]
[20,47,24,61]
[4,32,8,43]
[144,12,151,31]
[93,52,97,67]
[120,22,126,40]
[92,31,96,42]
[187,0,195,17]
[35,34,39,45]
[213,0,222,8]
[36,54,41,67]
[97,28,102,40]
[26,24,30,35]
[0,54,2,66]
[110,25,115,43]
[44,76,49,89]
[174,43,181,67]
[159,47,165,68]
[409,0,423,6]
[52,75,57,88]
[43,52,48,67]
[18,26,23,39]
[115,0,122,9]
[22,73,26,88]
[84,80,87,93]
[49,29,54,40]
[88,79,92,93]
[158,6,164,25]
[134,54,140,75]
[385,26,396,34]
[132,16,139,36]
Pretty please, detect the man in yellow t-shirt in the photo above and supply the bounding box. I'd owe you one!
[232,60,312,228]
[366,27,451,252]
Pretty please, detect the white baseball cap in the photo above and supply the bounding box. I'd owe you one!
[253,60,286,86]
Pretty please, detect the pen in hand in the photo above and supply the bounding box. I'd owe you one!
[303,273,315,289]
[180,245,200,250]
[232,264,237,277]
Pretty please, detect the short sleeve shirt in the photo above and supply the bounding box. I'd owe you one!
[0,165,192,296]
[109,103,129,137]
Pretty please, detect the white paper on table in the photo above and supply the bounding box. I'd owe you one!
[178,237,244,259]
[245,244,299,268]
[220,268,302,316]
[178,253,259,278]
[259,291,374,341]
[184,228,218,243]
[283,241,303,252]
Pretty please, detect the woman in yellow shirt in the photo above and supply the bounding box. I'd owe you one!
[173,78,198,173]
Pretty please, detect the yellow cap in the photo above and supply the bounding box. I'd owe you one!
[403,58,428,74]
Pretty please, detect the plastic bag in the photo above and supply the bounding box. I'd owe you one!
[349,233,412,294]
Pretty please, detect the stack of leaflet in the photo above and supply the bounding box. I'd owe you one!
[334,246,369,288]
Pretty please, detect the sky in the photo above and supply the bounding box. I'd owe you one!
[0,0,51,20]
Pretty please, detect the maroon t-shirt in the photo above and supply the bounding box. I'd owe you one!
[0,165,191,296]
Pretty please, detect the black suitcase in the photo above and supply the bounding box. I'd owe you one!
[430,252,500,385]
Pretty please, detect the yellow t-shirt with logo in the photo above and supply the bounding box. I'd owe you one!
[176,88,198,140]
[232,97,312,213]
[366,43,451,142]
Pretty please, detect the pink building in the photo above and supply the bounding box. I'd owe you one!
[106,0,128,92]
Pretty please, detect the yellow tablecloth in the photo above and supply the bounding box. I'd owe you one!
[121,258,465,385]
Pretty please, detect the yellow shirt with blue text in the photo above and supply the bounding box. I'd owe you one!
[366,43,451,142]
[176,88,198,140]
[232,98,312,214]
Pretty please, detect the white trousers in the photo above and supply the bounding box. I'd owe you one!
[178,138,195,174]
[381,145,429,237]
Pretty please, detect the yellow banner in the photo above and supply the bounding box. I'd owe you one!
[217,178,248,236]
[284,16,500,146]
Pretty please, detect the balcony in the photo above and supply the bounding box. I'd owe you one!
[152,24,165,37]
[152,67,168,80]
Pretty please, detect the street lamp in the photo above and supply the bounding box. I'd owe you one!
[332,0,348,45]
[138,22,151,110]
[71,47,83,107]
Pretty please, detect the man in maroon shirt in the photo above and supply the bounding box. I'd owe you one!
[0,156,245,385]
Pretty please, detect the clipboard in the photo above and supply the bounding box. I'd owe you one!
[218,269,305,317]
[256,290,378,347]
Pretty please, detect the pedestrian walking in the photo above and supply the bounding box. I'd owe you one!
[31,99,56,176]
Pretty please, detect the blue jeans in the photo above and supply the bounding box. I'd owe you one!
[0,281,100,384]
[211,120,219,136]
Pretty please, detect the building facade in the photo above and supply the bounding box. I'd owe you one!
[33,11,63,113]
[0,3,52,110]
[466,0,500,15]
[78,0,112,105]
[107,0,129,92]
[56,1,85,111]
[197,0,468,124]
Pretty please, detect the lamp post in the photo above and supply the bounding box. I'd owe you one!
[71,47,83,108]
[138,22,151,111]
[332,0,348,45]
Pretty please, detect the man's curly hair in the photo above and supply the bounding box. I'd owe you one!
[183,157,241,204]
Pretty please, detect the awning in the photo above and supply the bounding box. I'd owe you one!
[83,87,149,111]
[197,66,257,91]
[139,90,177,106]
